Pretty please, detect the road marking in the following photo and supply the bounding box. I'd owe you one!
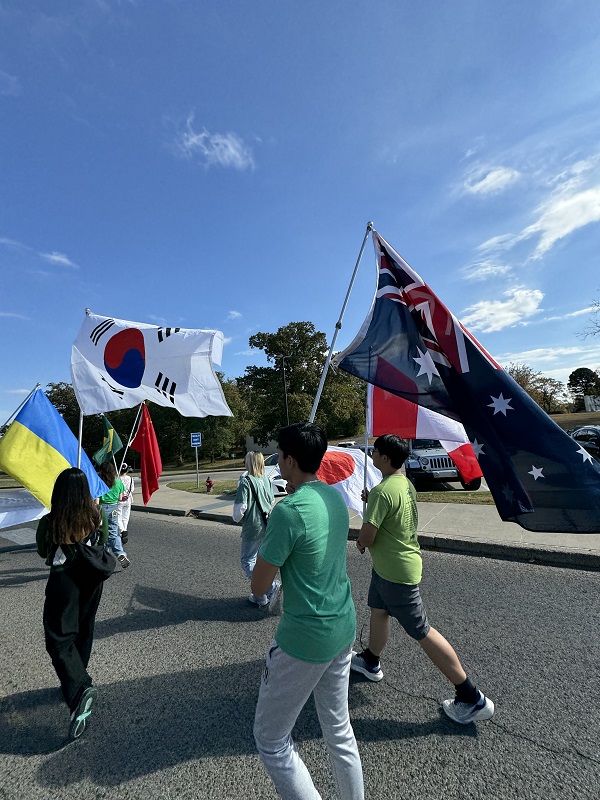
[0,527,37,545]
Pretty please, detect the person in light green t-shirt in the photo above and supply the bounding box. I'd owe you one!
[351,434,494,727]
[251,422,364,800]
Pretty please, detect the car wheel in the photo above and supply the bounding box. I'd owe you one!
[460,477,482,491]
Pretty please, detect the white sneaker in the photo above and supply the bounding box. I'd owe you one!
[247,593,268,609]
[350,650,383,682]
[442,691,494,724]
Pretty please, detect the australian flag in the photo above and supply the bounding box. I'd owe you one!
[333,230,600,533]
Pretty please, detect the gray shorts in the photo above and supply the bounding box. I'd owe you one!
[367,570,430,641]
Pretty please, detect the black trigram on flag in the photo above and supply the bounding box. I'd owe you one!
[155,372,177,404]
[90,319,115,346]
[157,327,181,343]
[101,375,124,398]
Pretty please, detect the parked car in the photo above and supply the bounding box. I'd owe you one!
[337,440,357,448]
[262,452,287,495]
[405,439,481,491]
[568,426,600,459]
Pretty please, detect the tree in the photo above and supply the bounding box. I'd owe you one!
[581,297,600,337]
[505,364,569,414]
[567,367,600,411]
[238,322,365,444]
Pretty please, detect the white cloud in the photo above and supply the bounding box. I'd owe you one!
[41,251,78,268]
[222,336,232,345]
[1,388,31,394]
[461,259,512,281]
[461,286,544,332]
[463,166,520,196]
[227,310,242,320]
[493,343,600,383]
[175,114,255,170]
[0,70,20,97]
[234,350,255,356]
[522,184,600,259]
[0,311,28,320]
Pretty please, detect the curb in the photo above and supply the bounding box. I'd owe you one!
[131,505,187,517]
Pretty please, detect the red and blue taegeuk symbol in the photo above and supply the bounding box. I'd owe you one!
[103,329,146,388]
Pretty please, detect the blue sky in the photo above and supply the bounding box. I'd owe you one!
[2,0,600,424]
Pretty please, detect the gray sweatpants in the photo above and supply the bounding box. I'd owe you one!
[253,640,364,800]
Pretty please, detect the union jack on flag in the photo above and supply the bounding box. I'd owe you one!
[333,230,600,533]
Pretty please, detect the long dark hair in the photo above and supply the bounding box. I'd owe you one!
[47,468,101,545]
[98,461,117,488]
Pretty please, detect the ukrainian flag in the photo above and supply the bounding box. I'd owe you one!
[0,389,108,509]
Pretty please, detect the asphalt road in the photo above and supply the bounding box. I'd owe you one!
[0,514,598,800]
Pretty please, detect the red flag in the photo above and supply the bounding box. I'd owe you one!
[367,383,482,484]
[130,404,162,505]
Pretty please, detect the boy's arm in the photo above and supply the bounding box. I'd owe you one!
[356,522,378,553]
[251,555,279,597]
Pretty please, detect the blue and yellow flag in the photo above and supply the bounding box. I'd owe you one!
[0,389,108,509]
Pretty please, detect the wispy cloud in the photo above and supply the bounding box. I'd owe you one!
[0,311,29,320]
[174,113,255,170]
[0,237,79,270]
[227,310,242,320]
[461,258,512,281]
[1,388,31,394]
[147,314,168,325]
[522,184,600,259]
[234,350,255,356]
[461,286,544,332]
[463,165,520,196]
[0,70,20,97]
[41,251,78,268]
[222,336,232,345]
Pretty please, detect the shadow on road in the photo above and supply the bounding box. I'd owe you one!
[0,661,475,789]
[95,584,270,640]
[0,566,47,588]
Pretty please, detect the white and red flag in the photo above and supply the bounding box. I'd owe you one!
[367,383,482,484]
[316,446,382,516]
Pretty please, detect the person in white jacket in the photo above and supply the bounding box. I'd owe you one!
[117,464,134,545]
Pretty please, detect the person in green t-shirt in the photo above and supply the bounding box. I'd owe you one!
[251,422,364,800]
[351,434,494,726]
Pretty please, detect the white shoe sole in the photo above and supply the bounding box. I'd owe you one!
[350,655,383,682]
[442,696,495,724]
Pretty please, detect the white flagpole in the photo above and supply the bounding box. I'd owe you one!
[309,221,374,423]
[118,402,144,474]
[1,383,40,429]
[77,411,83,468]
[363,385,371,517]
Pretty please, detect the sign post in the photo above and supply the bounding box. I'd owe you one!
[190,432,202,489]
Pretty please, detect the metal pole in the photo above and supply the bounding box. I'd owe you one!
[195,446,199,489]
[1,383,40,429]
[77,411,83,468]
[282,356,290,426]
[118,403,144,474]
[309,221,374,423]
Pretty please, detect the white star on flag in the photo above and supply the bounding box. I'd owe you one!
[488,393,513,416]
[471,438,485,458]
[576,445,593,463]
[413,347,439,384]
[528,465,544,480]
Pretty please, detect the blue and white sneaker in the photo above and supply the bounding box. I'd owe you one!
[350,650,383,682]
[442,690,495,724]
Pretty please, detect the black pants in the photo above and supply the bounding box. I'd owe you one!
[43,566,103,712]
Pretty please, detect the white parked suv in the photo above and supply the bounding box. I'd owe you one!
[405,439,481,491]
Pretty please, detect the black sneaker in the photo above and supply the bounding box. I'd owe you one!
[121,531,128,545]
[118,554,130,569]
[69,686,96,740]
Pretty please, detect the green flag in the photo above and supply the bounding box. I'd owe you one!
[93,415,123,465]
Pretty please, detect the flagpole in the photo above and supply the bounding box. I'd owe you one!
[118,402,144,474]
[1,383,40,429]
[309,221,374,423]
[77,411,83,468]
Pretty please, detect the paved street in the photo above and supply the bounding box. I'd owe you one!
[1,514,599,799]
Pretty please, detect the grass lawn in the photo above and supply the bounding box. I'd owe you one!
[167,480,239,495]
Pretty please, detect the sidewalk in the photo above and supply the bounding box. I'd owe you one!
[133,481,600,570]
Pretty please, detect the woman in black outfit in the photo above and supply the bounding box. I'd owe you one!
[36,468,108,740]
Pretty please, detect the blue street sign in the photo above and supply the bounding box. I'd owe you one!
[191,432,202,448]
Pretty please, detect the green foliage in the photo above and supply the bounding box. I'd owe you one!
[567,367,600,410]
[238,322,365,444]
